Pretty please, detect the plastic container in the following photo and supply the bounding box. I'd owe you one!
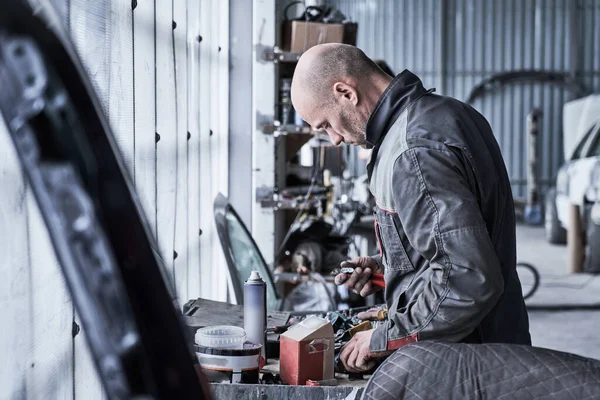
[196,342,262,384]
[195,326,246,350]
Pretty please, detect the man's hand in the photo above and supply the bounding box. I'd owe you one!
[334,257,383,297]
[340,330,383,372]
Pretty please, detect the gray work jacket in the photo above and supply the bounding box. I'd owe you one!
[366,70,531,353]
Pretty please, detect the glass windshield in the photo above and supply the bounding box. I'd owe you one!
[585,126,600,158]
[225,210,279,310]
[572,124,597,160]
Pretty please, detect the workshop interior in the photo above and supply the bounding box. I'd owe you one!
[1,0,600,398]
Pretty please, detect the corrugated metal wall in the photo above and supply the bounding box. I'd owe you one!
[326,0,600,198]
[0,0,229,398]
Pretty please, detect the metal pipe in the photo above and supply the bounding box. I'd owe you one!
[437,0,447,95]
[568,0,580,84]
[524,108,543,225]
[568,203,585,274]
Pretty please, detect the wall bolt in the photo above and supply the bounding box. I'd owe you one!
[72,321,80,338]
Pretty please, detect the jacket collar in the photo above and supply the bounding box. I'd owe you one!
[365,70,430,148]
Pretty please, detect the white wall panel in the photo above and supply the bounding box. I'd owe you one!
[187,0,202,301]
[74,311,106,400]
[69,2,133,397]
[173,0,190,307]
[48,0,69,25]
[107,1,135,168]
[155,0,178,289]
[0,117,33,399]
[213,0,230,301]
[252,0,277,265]
[26,194,74,399]
[133,0,158,234]
[69,0,110,119]
[198,0,216,299]
[0,0,230,396]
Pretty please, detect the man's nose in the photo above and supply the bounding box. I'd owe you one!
[327,130,343,146]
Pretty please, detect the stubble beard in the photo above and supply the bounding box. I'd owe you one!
[340,107,367,146]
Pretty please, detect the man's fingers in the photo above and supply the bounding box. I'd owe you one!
[355,347,372,370]
[346,346,360,372]
[354,268,372,291]
[352,268,372,295]
[359,281,373,297]
[358,360,376,371]
[344,267,363,289]
[334,273,349,286]
[356,310,377,320]
[340,342,355,371]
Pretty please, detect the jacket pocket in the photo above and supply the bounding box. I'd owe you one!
[376,209,415,273]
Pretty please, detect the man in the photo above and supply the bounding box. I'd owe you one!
[291,44,531,373]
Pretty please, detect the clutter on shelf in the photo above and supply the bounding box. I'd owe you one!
[281,3,358,53]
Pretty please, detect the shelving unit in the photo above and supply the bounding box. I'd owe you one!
[251,3,348,266]
[252,36,332,264]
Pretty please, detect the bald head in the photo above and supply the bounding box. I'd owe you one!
[291,44,393,147]
[293,44,385,104]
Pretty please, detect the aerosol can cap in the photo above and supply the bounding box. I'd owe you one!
[248,270,262,281]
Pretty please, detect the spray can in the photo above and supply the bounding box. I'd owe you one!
[244,270,267,367]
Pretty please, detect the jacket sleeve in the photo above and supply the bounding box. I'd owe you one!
[370,145,505,353]
[371,254,384,272]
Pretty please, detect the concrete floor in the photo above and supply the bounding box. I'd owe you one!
[516,224,600,360]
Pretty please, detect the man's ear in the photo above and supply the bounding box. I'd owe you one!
[333,82,358,106]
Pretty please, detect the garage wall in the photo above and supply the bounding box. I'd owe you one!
[0,0,229,398]
[326,0,600,198]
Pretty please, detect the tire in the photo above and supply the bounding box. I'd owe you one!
[516,262,540,300]
[545,188,567,244]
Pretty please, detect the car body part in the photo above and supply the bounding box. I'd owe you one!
[213,193,282,310]
[0,1,210,398]
[363,341,600,399]
[465,70,589,105]
[545,187,568,244]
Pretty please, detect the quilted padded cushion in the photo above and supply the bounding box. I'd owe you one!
[362,342,600,399]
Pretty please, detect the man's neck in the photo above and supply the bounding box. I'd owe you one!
[360,74,394,119]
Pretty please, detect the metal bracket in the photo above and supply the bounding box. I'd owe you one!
[261,46,302,63]
[261,123,313,136]
[255,186,275,202]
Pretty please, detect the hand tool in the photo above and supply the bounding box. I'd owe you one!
[330,267,386,289]
[265,323,293,334]
[356,308,388,321]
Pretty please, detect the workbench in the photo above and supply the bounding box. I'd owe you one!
[185,299,372,398]
[211,382,364,399]
[212,359,369,399]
